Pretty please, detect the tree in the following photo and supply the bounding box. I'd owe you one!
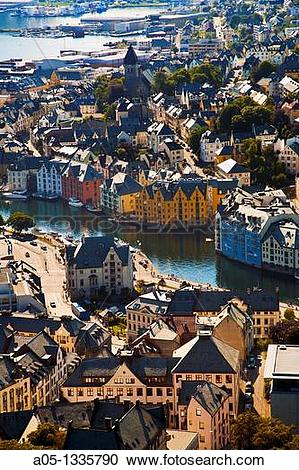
[7,211,34,233]
[95,75,124,111]
[269,320,299,344]
[28,423,66,449]
[187,126,207,154]
[241,138,288,188]
[231,412,296,450]
[284,308,296,321]
[250,61,277,84]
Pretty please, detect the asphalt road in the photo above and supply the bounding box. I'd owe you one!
[9,237,73,317]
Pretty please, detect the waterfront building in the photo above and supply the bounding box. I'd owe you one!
[264,344,299,432]
[7,155,42,192]
[100,172,142,215]
[36,159,66,197]
[65,236,133,299]
[135,177,238,226]
[61,161,102,206]
[215,186,299,276]
[261,219,299,277]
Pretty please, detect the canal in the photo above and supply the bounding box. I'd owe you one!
[1,198,298,303]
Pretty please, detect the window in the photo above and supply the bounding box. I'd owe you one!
[67,389,74,397]
[157,388,163,396]
[107,388,113,396]
[216,375,222,384]
[200,435,205,443]
[147,388,153,396]
[97,388,103,396]
[167,388,173,397]
[87,388,93,397]
[77,389,83,397]
[199,421,204,429]
[226,375,232,384]
[196,409,201,416]
[137,388,143,397]
[127,388,133,396]
[117,388,124,396]
[186,374,193,381]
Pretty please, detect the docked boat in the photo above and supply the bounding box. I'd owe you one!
[85,204,102,215]
[1,190,28,200]
[68,197,84,208]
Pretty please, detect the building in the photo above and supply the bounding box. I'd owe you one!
[172,332,240,417]
[0,330,67,413]
[135,177,238,226]
[177,381,230,449]
[159,139,185,168]
[61,333,240,427]
[274,137,299,175]
[64,400,168,450]
[62,161,102,206]
[0,312,111,356]
[0,267,17,311]
[147,122,175,154]
[200,131,230,163]
[128,287,279,341]
[261,219,299,277]
[66,236,133,299]
[100,173,142,215]
[215,186,299,277]
[36,159,66,197]
[216,158,251,186]
[264,344,299,432]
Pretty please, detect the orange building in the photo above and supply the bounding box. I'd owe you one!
[62,161,102,206]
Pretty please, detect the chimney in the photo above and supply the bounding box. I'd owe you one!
[104,417,113,431]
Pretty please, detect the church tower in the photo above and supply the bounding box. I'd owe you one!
[123,45,140,99]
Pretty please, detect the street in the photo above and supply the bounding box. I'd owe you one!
[1,235,73,317]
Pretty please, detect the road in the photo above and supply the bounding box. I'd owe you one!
[240,354,270,418]
[2,236,73,317]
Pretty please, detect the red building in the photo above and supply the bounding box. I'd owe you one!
[62,162,102,206]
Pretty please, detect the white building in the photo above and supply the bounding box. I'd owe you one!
[274,137,299,174]
[200,130,230,163]
[36,159,66,197]
[66,236,133,299]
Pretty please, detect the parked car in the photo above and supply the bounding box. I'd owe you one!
[245,381,254,394]
[25,251,30,257]
[41,246,47,251]
[30,240,38,246]
[50,302,56,308]
[247,356,256,369]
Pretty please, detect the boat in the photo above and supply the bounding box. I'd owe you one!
[85,204,103,215]
[205,237,214,242]
[1,190,28,200]
[68,197,84,208]
[32,192,58,200]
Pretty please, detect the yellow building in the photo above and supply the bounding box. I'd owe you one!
[135,178,238,225]
[100,173,143,215]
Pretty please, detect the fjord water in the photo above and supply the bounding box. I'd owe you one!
[1,199,298,303]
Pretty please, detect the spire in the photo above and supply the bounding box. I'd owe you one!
[124,45,138,66]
